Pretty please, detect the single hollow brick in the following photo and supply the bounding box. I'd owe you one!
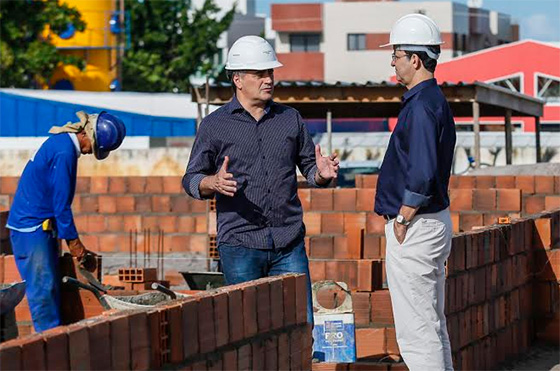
[252,340,265,370]
[334,188,357,211]
[117,196,136,213]
[449,189,473,211]
[88,318,112,369]
[90,177,109,194]
[475,176,495,189]
[310,189,334,211]
[321,212,344,234]
[181,298,199,358]
[108,177,127,193]
[0,177,19,194]
[145,177,164,193]
[166,304,184,364]
[128,311,151,370]
[365,213,386,235]
[361,174,378,189]
[98,195,118,213]
[456,176,476,189]
[303,212,321,235]
[515,176,535,194]
[282,275,297,327]
[264,336,278,370]
[213,292,229,348]
[0,341,22,370]
[152,195,171,213]
[545,196,560,211]
[128,177,147,193]
[255,280,272,333]
[535,176,555,194]
[356,189,375,212]
[473,189,496,211]
[356,328,387,359]
[109,314,131,370]
[171,195,191,213]
[237,343,252,370]
[370,290,394,325]
[76,177,91,193]
[524,195,546,215]
[333,235,349,259]
[241,284,258,339]
[298,189,311,211]
[496,189,522,211]
[309,260,326,282]
[269,277,284,330]
[277,333,290,370]
[162,176,183,194]
[294,274,308,324]
[67,323,91,370]
[309,236,334,259]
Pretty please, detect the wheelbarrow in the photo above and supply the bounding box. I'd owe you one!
[62,276,188,310]
[0,281,26,315]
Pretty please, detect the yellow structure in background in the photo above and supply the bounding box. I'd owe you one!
[47,0,119,91]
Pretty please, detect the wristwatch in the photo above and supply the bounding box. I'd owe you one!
[395,214,411,226]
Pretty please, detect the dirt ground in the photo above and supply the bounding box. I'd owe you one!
[498,343,560,371]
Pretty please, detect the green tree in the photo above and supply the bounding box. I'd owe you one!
[0,0,86,88]
[123,0,235,93]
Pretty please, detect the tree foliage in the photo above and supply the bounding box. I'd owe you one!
[122,0,235,93]
[0,0,86,88]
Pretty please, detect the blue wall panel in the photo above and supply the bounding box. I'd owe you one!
[0,92,197,137]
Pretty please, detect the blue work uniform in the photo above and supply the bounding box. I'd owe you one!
[7,133,80,332]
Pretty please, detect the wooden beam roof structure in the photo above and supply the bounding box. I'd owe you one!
[192,81,545,166]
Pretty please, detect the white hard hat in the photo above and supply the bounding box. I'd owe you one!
[225,35,283,71]
[380,14,443,59]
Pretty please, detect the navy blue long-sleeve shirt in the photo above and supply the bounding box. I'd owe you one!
[7,133,80,239]
[375,78,456,217]
[183,96,323,249]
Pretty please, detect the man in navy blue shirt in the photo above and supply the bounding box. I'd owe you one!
[375,15,456,370]
[183,36,339,324]
[7,111,125,332]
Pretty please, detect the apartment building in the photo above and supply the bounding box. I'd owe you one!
[271,0,518,82]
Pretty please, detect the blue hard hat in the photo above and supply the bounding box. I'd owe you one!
[94,112,126,160]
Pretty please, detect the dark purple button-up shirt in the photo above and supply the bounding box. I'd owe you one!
[183,96,322,249]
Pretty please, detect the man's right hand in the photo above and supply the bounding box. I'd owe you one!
[201,156,237,197]
[67,238,86,260]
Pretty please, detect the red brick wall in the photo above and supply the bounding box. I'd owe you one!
[0,176,208,255]
[0,274,312,370]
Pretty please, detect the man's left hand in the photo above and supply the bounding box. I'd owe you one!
[315,144,339,183]
[393,221,408,244]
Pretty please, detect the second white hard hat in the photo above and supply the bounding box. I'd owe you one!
[225,35,283,71]
[381,13,444,47]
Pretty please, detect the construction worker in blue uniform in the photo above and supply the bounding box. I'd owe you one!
[6,111,126,332]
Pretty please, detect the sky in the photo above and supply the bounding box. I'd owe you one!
[255,0,560,42]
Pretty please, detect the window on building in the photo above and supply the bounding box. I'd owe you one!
[347,34,366,51]
[290,34,320,52]
[488,74,522,93]
[536,74,560,103]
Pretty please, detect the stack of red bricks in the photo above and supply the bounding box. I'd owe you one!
[0,176,209,255]
[532,212,560,344]
[0,273,312,370]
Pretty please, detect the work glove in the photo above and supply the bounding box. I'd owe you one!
[67,238,98,272]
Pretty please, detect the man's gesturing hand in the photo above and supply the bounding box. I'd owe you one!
[213,156,237,197]
[315,144,340,183]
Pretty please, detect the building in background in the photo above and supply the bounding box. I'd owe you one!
[434,40,560,133]
[47,0,124,91]
[271,0,518,82]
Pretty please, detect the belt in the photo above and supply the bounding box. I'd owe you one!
[383,215,396,221]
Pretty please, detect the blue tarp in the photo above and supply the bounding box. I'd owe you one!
[0,92,197,137]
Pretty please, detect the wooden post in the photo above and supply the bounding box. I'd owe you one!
[505,109,512,165]
[473,101,481,169]
[535,116,542,163]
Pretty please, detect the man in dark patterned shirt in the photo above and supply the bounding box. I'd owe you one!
[183,36,339,324]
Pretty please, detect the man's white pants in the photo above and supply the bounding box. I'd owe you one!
[385,208,454,371]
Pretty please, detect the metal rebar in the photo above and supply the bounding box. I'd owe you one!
[134,229,138,268]
[129,229,132,266]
